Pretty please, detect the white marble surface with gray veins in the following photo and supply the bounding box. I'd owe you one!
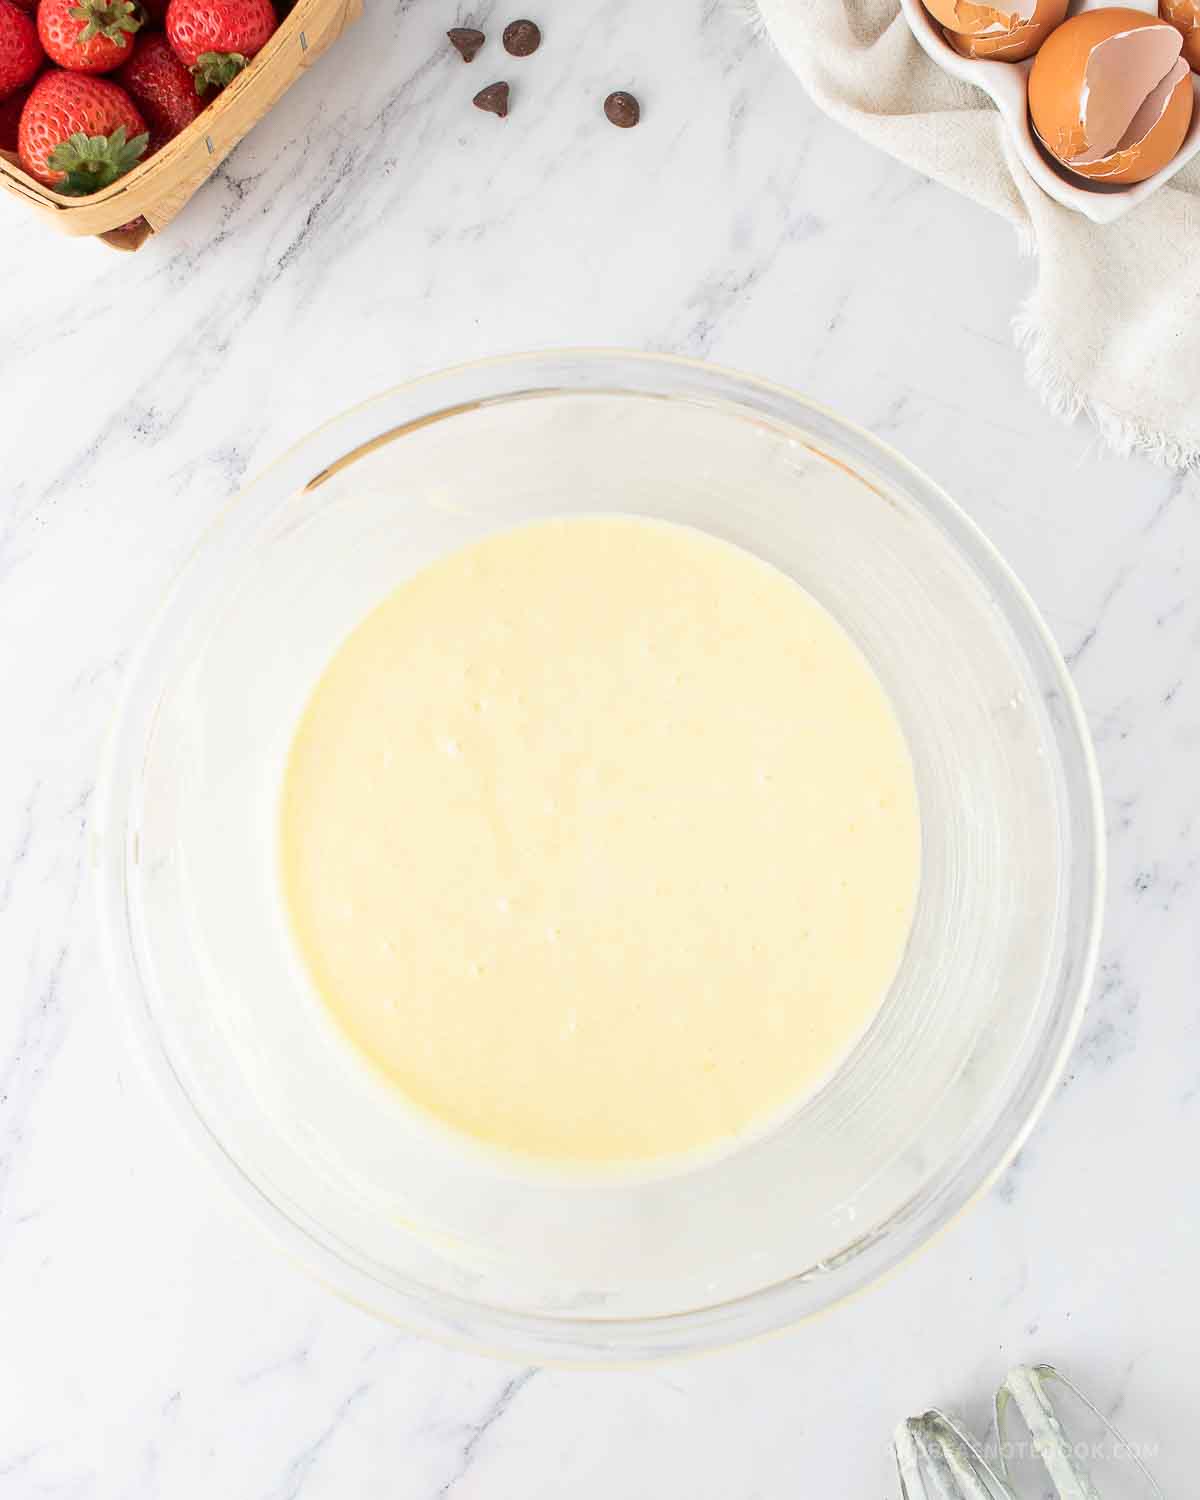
[1,0,1197,1494]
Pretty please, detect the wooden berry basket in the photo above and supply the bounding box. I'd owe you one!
[0,0,361,250]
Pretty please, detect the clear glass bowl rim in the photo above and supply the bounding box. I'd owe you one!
[94,350,1106,1365]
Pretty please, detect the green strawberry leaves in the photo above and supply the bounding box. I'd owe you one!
[191,49,248,93]
[47,125,149,194]
[67,0,141,45]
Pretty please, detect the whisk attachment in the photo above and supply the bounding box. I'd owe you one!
[894,1365,1163,1499]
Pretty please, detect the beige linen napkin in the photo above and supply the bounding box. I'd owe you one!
[752,0,1200,468]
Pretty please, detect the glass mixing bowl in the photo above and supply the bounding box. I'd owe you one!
[94,352,1104,1364]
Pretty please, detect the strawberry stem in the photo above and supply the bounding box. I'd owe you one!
[191,50,249,93]
[47,126,148,195]
[67,0,141,46]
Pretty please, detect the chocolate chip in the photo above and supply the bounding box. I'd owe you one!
[447,27,485,62]
[473,81,510,117]
[502,18,540,55]
[604,90,640,128]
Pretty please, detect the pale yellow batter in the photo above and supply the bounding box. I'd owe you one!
[280,517,920,1167]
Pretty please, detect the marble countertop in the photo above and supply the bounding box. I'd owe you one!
[2,0,1197,1494]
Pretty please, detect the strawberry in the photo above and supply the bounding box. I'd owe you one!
[18,67,145,186]
[0,80,31,145]
[38,0,141,72]
[165,0,274,92]
[0,0,43,99]
[117,30,199,146]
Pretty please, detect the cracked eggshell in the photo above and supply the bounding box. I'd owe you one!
[1028,9,1194,184]
[1160,0,1200,72]
[923,0,1038,38]
[942,0,1067,62]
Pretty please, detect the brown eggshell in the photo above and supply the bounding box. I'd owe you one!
[1161,0,1200,71]
[942,0,1066,62]
[924,0,1036,39]
[1029,9,1194,184]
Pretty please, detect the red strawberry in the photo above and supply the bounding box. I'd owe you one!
[117,30,198,146]
[0,79,31,145]
[38,0,141,72]
[0,0,42,99]
[165,0,273,93]
[18,66,145,186]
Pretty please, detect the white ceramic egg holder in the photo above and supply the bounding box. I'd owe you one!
[900,0,1200,221]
